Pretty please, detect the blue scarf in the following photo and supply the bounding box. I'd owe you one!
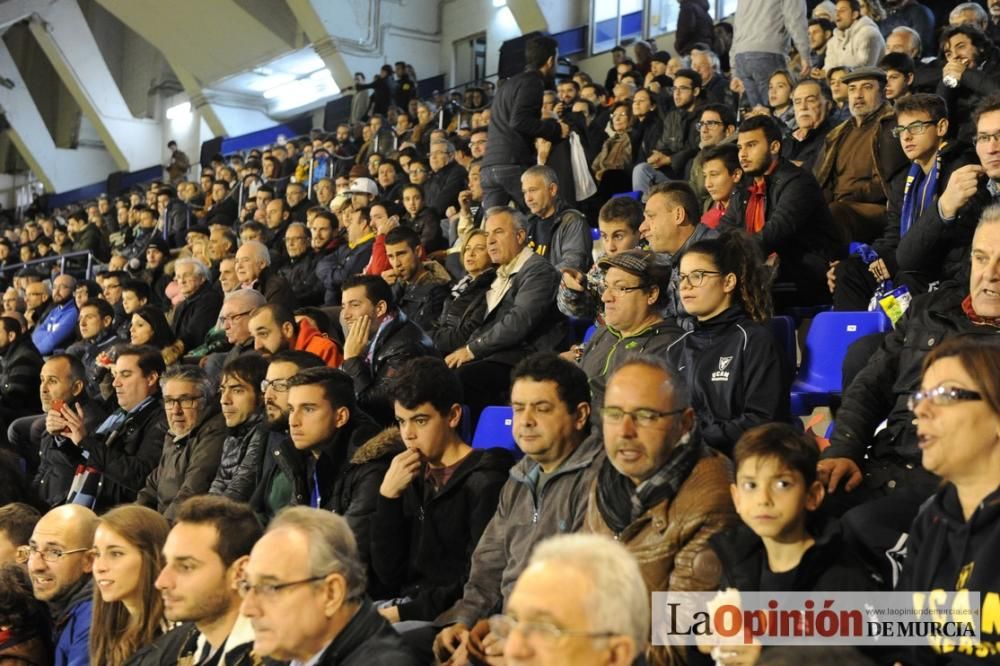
[899,148,943,238]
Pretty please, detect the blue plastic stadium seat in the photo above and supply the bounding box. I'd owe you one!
[790,311,892,415]
[569,316,595,344]
[583,324,598,344]
[591,227,600,241]
[769,315,797,372]
[472,406,522,458]
[613,190,643,201]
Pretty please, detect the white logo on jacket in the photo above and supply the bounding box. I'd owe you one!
[711,356,733,382]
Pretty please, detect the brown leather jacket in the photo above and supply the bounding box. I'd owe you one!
[584,449,737,666]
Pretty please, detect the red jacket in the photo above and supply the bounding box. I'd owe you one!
[294,319,343,368]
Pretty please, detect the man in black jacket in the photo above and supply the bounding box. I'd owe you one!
[241,507,419,665]
[277,223,323,307]
[722,115,845,306]
[481,35,569,210]
[341,274,437,426]
[0,316,43,439]
[424,140,468,216]
[234,240,296,308]
[384,227,452,332]
[632,68,703,193]
[171,258,223,354]
[46,345,168,511]
[66,299,121,403]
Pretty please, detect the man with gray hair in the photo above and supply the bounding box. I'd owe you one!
[136,365,226,520]
[425,139,467,216]
[689,48,735,108]
[202,288,267,383]
[240,507,419,665]
[495,533,650,665]
[950,1,990,31]
[234,240,296,308]
[31,274,78,355]
[171,257,223,353]
[885,25,941,94]
[520,165,592,274]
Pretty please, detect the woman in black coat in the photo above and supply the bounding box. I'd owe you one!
[431,229,495,354]
[675,0,715,56]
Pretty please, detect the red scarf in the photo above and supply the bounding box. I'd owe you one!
[962,295,1000,328]
[744,162,778,234]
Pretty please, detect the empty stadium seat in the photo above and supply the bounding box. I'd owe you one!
[790,311,892,415]
[471,405,521,457]
[583,324,597,344]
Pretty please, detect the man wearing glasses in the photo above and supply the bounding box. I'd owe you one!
[136,365,226,520]
[202,288,266,385]
[632,68,704,194]
[583,357,735,666]
[25,504,99,666]
[240,507,419,664]
[171,258,224,354]
[278,222,324,307]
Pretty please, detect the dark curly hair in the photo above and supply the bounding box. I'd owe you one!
[682,229,774,322]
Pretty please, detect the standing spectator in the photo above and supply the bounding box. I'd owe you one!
[165,141,190,185]
[481,35,568,210]
[675,0,715,56]
[731,0,812,108]
[824,0,886,70]
[354,66,394,117]
[350,72,371,124]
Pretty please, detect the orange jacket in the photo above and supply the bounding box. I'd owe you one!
[294,319,343,368]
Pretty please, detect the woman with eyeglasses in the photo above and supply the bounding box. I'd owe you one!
[89,505,169,666]
[591,101,634,185]
[667,230,790,455]
[129,305,185,366]
[899,336,1000,663]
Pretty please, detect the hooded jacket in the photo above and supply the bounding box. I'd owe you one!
[208,411,268,502]
[436,434,604,629]
[135,407,227,520]
[667,306,791,455]
[293,318,343,368]
[393,261,453,333]
[371,434,515,622]
[674,0,714,55]
[51,576,92,666]
[824,15,886,69]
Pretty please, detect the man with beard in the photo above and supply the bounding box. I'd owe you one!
[247,302,342,367]
[250,350,327,523]
[132,496,261,665]
[31,274,77,356]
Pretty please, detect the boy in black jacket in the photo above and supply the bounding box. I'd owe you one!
[371,357,513,625]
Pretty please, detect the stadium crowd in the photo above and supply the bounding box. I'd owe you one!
[1,0,1000,663]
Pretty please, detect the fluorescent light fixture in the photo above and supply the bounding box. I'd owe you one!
[493,0,506,6]
[264,68,340,111]
[165,102,191,120]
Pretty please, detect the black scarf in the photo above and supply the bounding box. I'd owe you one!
[597,433,705,534]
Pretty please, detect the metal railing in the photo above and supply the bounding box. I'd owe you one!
[0,250,98,282]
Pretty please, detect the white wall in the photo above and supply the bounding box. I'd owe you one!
[441,0,523,86]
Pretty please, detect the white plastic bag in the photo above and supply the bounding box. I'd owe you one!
[569,132,597,201]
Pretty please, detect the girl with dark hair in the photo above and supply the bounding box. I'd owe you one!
[89,505,169,666]
[666,230,790,455]
[129,305,184,366]
[767,69,797,132]
[0,564,52,664]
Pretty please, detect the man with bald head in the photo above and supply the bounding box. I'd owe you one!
[31,274,78,355]
[27,504,98,666]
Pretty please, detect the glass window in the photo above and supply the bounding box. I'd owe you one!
[718,0,738,19]
[647,0,679,39]
[591,0,646,54]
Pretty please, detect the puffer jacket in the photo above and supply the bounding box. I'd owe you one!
[135,407,227,521]
[33,400,108,507]
[824,15,885,69]
[667,306,791,455]
[208,412,268,502]
[585,448,736,666]
[393,261,453,333]
[436,434,604,629]
[431,269,495,354]
[0,335,42,416]
[278,249,324,307]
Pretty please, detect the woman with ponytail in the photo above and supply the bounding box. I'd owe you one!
[666,229,791,455]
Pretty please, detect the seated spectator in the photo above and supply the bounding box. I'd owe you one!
[578,250,683,416]
[0,503,39,565]
[826,65,852,124]
[805,17,836,71]
[782,78,836,172]
[48,345,168,511]
[261,199,291,269]
[632,68,703,192]
[688,104,738,210]
[135,496,261,664]
[66,299,120,402]
[170,258,223,354]
[117,279,150,342]
[590,101,634,184]
[767,69,798,131]
[628,88,662,168]
[558,196,643,320]
[384,227,452,332]
[240,507,419,664]
[585,356,736,665]
[445,208,567,418]
[521,166,593,275]
[725,115,845,305]
[400,184,447,253]
[432,354,601,666]
[886,26,941,94]
[0,563,52,664]
[33,354,107,507]
[814,66,908,243]
[89,505,169,665]
[700,143,743,229]
[431,230,496,354]
[27,504,99,666]
[824,0,886,69]
[130,305,185,366]
[248,302,342,367]
[832,93,979,310]
[23,280,51,334]
[936,25,1000,146]
[443,160,483,250]
[31,274,77,355]
[317,206,376,306]
[234,241,296,308]
[425,140,468,217]
[340,274,437,425]
[277,222,324,307]
[880,52,915,102]
[203,288,267,383]
[135,366,226,521]
[0,315,43,438]
[141,237,173,309]
[690,48,736,108]
[900,336,1000,663]
[669,232,791,453]
[208,354,269,502]
[372,358,513,624]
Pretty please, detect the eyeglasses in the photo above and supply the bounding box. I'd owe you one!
[163,395,203,410]
[890,120,937,138]
[601,406,685,427]
[16,545,90,564]
[697,120,724,130]
[604,283,648,296]
[236,574,329,600]
[677,270,722,287]
[973,131,1000,146]
[261,378,291,393]
[488,614,618,645]
[220,310,253,325]
[907,386,982,412]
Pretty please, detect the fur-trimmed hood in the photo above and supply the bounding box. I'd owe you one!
[351,427,406,465]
